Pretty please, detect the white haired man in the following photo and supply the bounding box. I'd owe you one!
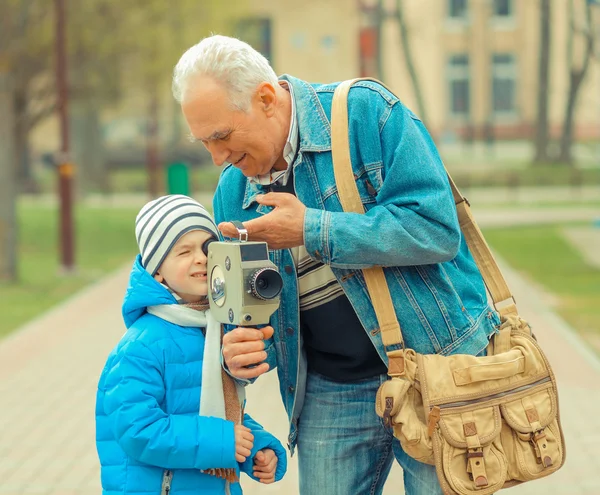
[172,35,500,495]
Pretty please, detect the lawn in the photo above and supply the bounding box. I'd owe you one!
[2,203,598,347]
[484,224,600,339]
[0,204,139,338]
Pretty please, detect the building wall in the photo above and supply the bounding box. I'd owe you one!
[249,0,600,140]
[242,0,360,82]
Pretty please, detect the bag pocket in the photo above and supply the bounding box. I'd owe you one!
[500,383,564,481]
[376,378,434,464]
[434,405,507,495]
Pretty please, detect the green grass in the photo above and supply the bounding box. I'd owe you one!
[33,161,600,195]
[484,224,600,337]
[0,204,139,338]
[35,164,223,195]
[3,203,598,347]
[453,164,600,189]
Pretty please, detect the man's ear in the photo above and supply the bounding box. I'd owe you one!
[153,272,164,283]
[255,82,277,116]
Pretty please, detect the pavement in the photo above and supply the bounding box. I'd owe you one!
[1,211,600,494]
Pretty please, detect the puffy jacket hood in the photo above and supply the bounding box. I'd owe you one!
[122,255,177,328]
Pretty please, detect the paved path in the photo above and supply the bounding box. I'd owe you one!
[1,251,599,493]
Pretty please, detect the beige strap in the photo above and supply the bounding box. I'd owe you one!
[331,78,519,354]
[332,79,404,351]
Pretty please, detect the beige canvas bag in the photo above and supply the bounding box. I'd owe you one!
[331,79,566,495]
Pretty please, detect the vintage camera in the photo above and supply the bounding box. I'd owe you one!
[206,222,283,326]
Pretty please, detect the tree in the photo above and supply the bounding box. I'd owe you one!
[0,0,245,279]
[557,0,597,164]
[0,72,18,282]
[0,0,245,193]
[534,0,552,163]
[394,0,428,123]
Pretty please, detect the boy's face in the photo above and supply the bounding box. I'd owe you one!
[154,230,216,302]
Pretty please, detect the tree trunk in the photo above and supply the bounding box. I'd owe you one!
[534,0,552,163]
[375,0,385,81]
[0,73,18,282]
[557,2,593,164]
[558,70,584,164]
[395,0,428,123]
[146,90,161,198]
[71,100,108,196]
[13,90,34,191]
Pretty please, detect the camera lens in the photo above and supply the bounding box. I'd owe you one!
[249,268,283,300]
[202,238,217,256]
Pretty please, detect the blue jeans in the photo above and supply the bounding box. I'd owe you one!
[297,372,443,495]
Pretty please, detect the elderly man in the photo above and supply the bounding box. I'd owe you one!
[172,35,500,495]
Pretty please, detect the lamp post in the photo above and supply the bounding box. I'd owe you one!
[55,0,75,272]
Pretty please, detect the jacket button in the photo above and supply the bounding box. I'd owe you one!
[288,385,295,393]
[286,327,294,335]
[285,265,293,274]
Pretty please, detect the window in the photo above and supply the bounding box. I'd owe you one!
[447,55,470,117]
[492,0,513,17]
[236,18,272,63]
[492,54,517,115]
[448,0,468,19]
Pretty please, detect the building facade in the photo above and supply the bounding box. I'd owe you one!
[238,0,600,140]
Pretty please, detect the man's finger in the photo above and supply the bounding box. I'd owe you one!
[218,217,267,241]
[260,326,274,340]
[228,351,268,369]
[228,362,269,380]
[223,328,265,344]
[256,192,293,206]
[223,340,266,358]
[223,343,266,366]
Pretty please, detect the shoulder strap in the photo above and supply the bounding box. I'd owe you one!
[331,78,518,360]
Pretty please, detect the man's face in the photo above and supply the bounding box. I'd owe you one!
[154,230,215,303]
[182,76,286,177]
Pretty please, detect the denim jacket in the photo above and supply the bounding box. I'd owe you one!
[212,75,500,453]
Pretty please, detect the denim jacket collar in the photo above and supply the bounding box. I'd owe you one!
[242,75,332,210]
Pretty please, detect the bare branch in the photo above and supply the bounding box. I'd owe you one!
[25,102,57,132]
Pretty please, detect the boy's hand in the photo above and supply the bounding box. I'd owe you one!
[235,425,254,463]
[253,448,278,484]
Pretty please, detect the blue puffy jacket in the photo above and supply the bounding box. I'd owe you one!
[95,256,287,494]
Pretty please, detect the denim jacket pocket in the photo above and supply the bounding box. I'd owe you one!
[322,161,384,211]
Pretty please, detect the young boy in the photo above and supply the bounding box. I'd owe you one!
[95,195,286,494]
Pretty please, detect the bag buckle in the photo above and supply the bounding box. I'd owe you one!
[427,406,441,437]
[531,429,553,468]
[383,397,394,427]
[466,448,488,488]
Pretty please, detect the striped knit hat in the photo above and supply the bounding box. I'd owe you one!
[135,195,219,276]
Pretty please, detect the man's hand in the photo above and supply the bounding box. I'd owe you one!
[218,192,306,250]
[234,425,254,463]
[253,449,278,484]
[223,326,274,380]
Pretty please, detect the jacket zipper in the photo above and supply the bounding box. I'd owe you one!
[435,376,551,410]
[161,469,173,495]
[286,247,301,453]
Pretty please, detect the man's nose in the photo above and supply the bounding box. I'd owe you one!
[205,141,230,167]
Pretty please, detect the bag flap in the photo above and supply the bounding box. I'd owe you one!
[500,385,558,433]
[438,406,502,449]
[418,334,553,407]
[376,377,411,419]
